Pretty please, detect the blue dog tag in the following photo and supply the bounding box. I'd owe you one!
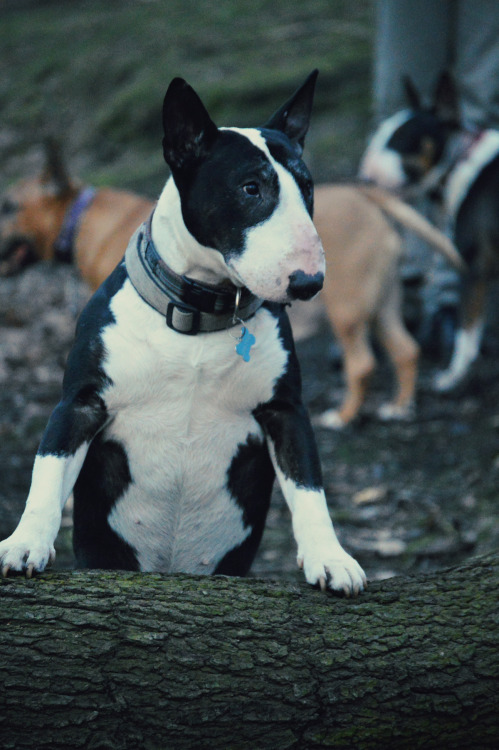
[235,326,256,362]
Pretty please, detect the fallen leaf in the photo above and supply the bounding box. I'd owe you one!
[352,486,388,505]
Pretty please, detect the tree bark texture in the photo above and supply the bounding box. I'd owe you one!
[1,555,498,750]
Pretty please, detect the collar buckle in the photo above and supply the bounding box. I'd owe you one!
[166,302,200,335]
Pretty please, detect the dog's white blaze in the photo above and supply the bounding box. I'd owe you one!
[445,130,499,220]
[225,128,325,301]
[99,281,288,572]
[434,320,484,392]
[358,110,412,188]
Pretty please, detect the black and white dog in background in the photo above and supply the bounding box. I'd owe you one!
[359,71,499,392]
[0,72,366,595]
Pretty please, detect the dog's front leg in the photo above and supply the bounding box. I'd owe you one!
[256,401,366,595]
[0,393,107,577]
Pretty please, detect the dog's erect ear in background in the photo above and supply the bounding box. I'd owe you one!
[403,71,460,127]
[432,70,460,126]
[43,137,72,196]
[402,75,422,111]
[263,69,319,154]
[162,78,219,171]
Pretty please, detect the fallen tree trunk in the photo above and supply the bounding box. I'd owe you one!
[1,554,498,750]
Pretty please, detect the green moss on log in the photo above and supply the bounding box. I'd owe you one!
[1,555,498,749]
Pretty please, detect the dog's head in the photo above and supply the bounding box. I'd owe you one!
[0,140,76,277]
[359,72,460,189]
[158,72,324,303]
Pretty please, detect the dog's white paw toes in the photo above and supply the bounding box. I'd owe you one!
[377,402,414,422]
[0,538,55,577]
[298,549,366,596]
[314,408,347,430]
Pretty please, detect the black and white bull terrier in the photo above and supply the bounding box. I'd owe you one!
[359,71,499,392]
[0,73,366,595]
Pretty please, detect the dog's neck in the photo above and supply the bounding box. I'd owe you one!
[151,178,241,288]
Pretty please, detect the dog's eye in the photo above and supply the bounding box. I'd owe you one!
[242,182,260,197]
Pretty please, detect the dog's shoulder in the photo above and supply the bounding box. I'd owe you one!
[77,260,127,330]
[62,261,128,396]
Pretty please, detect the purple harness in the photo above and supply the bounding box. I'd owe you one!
[53,187,96,262]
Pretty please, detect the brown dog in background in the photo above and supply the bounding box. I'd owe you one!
[315,183,463,427]
[0,142,153,290]
[0,145,462,426]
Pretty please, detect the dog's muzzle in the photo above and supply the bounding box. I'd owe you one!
[287,270,324,301]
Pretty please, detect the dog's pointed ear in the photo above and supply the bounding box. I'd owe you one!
[402,75,422,111]
[263,69,319,153]
[162,78,219,170]
[433,70,460,125]
[43,137,72,195]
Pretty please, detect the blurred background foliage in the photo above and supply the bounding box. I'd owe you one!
[0,0,374,196]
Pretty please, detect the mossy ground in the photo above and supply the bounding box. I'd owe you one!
[0,0,373,194]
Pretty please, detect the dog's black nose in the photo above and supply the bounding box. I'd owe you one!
[287,270,324,301]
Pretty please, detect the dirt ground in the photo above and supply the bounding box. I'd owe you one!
[1,262,498,586]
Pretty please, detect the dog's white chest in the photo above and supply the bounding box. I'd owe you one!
[445,130,499,220]
[98,282,287,572]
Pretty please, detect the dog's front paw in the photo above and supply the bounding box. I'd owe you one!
[297,543,366,596]
[0,533,55,578]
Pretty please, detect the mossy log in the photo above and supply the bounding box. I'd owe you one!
[1,554,498,750]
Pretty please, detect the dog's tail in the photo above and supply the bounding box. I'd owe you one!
[357,184,466,272]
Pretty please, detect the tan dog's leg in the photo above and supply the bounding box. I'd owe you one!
[375,279,419,420]
[318,319,375,428]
